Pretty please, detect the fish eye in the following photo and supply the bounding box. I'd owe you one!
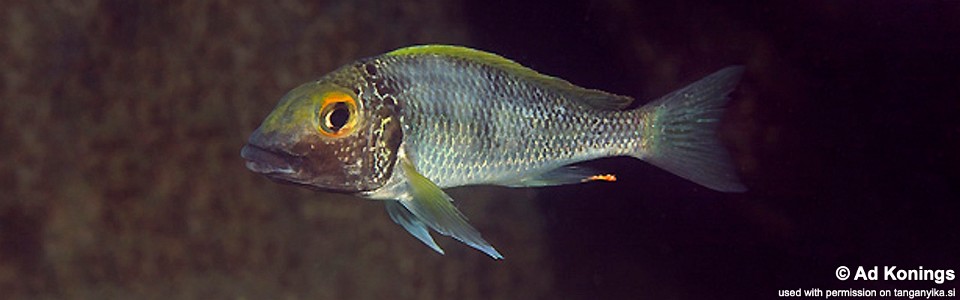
[325,103,350,130]
[317,91,359,137]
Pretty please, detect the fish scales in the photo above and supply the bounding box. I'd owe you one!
[375,54,639,188]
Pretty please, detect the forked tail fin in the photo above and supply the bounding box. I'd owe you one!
[638,66,746,192]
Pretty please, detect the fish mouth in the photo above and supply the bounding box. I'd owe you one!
[240,143,362,194]
[240,144,302,176]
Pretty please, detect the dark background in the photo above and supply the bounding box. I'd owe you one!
[468,1,960,299]
[2,0,958,299]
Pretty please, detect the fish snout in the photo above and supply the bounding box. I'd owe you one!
[240,144,299,175]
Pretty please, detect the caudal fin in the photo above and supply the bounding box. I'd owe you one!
[638,66,746,192]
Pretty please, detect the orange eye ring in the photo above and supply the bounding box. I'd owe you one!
[317,91,359,137]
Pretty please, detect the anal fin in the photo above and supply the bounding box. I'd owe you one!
[504,166,617,188]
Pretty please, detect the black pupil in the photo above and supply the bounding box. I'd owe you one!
[327,103,350,130]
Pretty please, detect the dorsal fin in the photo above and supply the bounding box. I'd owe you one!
[386,45,634,110]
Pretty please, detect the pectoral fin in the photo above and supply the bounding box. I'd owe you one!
[385,200,443,254]
[399,159,503,259]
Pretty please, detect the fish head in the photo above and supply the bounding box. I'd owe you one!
[241,70,402,194]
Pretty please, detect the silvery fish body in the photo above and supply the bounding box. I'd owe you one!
[241,45,745,259]
[375,51,636,189]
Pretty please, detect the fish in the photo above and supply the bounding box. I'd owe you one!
[240,45,746,259]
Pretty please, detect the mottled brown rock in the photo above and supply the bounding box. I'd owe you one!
[0,1,553,299]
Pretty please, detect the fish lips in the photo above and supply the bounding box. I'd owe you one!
[240,144,303,178]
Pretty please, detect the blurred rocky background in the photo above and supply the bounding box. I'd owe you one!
[3,0,959,299]
[1,1,554,299]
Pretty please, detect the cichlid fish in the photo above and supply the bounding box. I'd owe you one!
[241,45,746,259]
